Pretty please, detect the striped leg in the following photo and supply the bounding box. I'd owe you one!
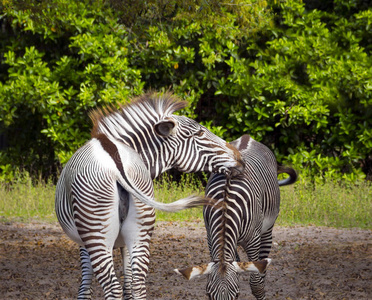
[121,246,133,300]
[259,227,274,260]
[72,173,123,300]
[248,228,274,300]
[121,197,155,300]
[249,273,267,300]
[78,247,93,299]
[86,247,122,299]
[243,234,267,300]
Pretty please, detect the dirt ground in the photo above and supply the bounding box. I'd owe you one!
[0,221,371,300]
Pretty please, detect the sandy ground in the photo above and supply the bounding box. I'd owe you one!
[0,221,371,300]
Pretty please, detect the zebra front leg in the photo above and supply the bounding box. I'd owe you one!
[78,247,93,299]
[249,272,267,300]
[248,228,274,300]
[244,233,267,300]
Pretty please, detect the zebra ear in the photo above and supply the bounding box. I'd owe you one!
[154,119,176,137]
[174,262,213,280]
[233,258,271,275]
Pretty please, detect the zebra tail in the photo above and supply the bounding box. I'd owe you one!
[277,165,298,186]
[148,195,219,212]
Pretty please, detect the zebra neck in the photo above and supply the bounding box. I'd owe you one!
[95,129,169,180]
[88,93,186,180]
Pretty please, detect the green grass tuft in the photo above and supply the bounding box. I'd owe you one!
[0,173,56,222]
[154,173,205,222]
[277,179,371,229]
[1,172,371,229]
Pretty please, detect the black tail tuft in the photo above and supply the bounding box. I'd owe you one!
[277,165,298,186]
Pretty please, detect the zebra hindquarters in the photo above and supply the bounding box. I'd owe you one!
[71,171,123,299]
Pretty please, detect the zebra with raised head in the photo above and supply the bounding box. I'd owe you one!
[175,134,297,300]
[55,92,244,300]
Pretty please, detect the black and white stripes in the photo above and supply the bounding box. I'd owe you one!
[55,92,244,299]
[175,134,297,300]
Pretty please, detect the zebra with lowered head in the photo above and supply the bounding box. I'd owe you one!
[175,134,297,300]
[55,92,244,300]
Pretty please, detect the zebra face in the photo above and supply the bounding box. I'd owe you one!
[158,116,244,176]
[206,262,240,300]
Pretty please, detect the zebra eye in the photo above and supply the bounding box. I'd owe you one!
[195,129,204,137]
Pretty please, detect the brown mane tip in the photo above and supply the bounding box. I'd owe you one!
[89,104,119,138]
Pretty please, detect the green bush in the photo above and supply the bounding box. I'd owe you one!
[0,0,143,178]
[0,0,371,182]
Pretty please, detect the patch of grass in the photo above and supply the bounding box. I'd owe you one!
[0,173,56,222]
[1,172,371,229]
[154,173,205,222]
[277,179,372,229]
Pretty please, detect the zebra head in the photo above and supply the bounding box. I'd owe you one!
[205,262,240,300]
[155,114,244,177]
[174,259,271,299]
[91,92,244,179]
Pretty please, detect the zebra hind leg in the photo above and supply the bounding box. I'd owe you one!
[121,246,133,300]
[88,247,123,299]
[121,199,155,300]
[78,247,93,299]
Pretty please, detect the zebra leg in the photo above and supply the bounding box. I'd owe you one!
[243,234,267,300]
[249,272,267,300]
[121,246,133,300]
[258,227,274,260]
[121,197,155,300]
[78,247,93,299]
[248,228,275,299]
[84,238,122,300]
[72,173,123,300]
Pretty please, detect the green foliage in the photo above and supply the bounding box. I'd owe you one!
[0,0,143,177]
[0,0,371,182]
[154,173,205,221]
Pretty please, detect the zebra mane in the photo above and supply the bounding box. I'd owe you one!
[89,91,188,137]
[216,195,229,274]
